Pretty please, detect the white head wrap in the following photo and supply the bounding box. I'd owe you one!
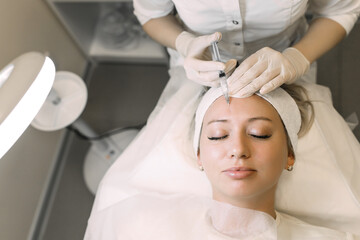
[193,87,301,157]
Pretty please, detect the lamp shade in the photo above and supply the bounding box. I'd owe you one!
[0,52,55,159]
[31,71,87,131]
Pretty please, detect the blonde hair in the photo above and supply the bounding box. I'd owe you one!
[281,84,314,138]
[280,84,314,156]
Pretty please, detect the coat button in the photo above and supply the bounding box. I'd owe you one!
[232,20,239,25]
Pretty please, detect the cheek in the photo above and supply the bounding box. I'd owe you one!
[199,139,226,165]
[254,138,288,169]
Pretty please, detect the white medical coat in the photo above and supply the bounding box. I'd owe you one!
[85,194,357,240]
[134,0,360,65]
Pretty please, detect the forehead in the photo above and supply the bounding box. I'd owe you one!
[203,95,281,124]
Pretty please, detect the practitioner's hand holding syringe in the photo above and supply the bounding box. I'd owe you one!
[176,31,237,87]
[141,15,236,88]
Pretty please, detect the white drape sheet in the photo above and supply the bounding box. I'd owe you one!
[89,67,360,236]
[85,193,357,239]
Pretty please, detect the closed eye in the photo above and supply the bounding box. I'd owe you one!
[250,134,271,139]
[208,135,228,141]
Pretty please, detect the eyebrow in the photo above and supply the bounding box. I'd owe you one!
[207,119,228,125]
[248,117,272,122]
[206,117,272,125]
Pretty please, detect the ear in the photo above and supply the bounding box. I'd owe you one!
[285,151,295,169]
[197,149,202,167]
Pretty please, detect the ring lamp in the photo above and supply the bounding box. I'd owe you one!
[0,52,55,159]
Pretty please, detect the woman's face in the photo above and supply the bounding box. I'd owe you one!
[198,95,294,205]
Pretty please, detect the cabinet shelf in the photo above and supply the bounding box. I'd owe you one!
[49,0,131,2]
[90,33,167,63]
[46,0,168,63]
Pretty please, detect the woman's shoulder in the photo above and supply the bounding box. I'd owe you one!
[277,211,354,239]
[109,193,209,224]
[85,193,210,239]
[122,192,208,211]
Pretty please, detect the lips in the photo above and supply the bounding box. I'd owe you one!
[222,167,256,179]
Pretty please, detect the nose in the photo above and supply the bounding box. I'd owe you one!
[228,133,250,160]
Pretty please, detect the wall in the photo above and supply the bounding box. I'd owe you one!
[317,22,360,140]
[0,0,86,239]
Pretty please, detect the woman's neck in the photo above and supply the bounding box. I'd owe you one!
[208,198,278,239]
[212,188,277,219]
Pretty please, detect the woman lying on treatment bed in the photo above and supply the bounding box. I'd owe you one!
[84,85,358,239]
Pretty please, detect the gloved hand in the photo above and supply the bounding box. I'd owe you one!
[227,47,310,97]
[175,31,227,87]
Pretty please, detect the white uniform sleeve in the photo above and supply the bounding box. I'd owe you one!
[309,0,360,34]
[133,0,175,25]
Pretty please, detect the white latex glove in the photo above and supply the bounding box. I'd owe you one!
[227,47,310,97]
[175,31,226,87]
